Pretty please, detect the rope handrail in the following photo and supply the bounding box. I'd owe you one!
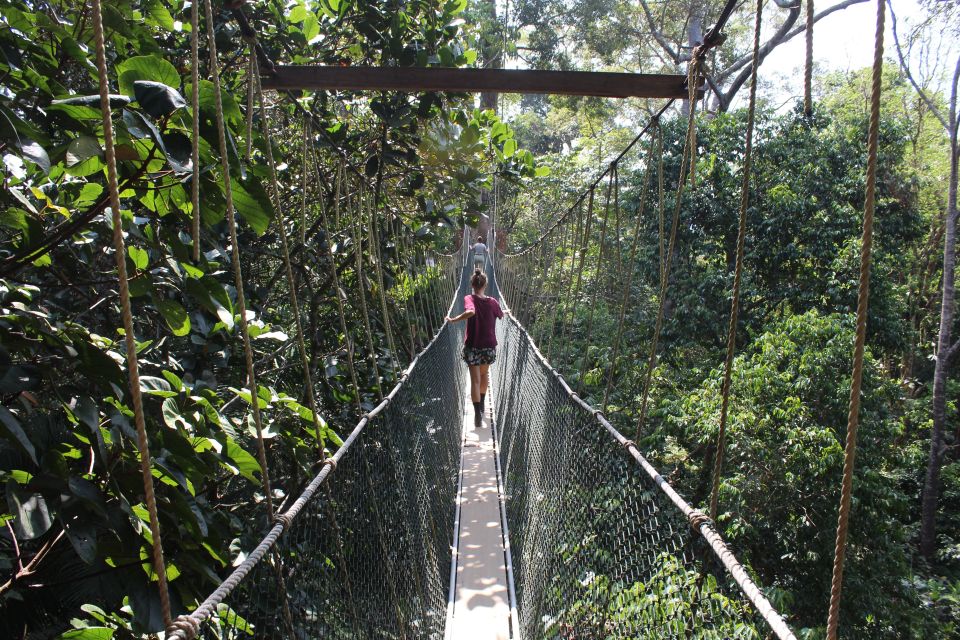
[166,239,467,640]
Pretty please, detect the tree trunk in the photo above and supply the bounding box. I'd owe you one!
[920,132,959,560]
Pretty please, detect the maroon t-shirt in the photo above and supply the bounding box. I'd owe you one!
[464,294,503,348]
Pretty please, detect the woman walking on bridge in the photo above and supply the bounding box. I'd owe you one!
[447,269,503,428]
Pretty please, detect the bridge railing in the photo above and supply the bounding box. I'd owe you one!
[168,245,473,640]
[487,251,796,640]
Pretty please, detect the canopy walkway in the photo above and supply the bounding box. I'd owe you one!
[31,0,890,636]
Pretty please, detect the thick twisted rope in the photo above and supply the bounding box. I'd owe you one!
[603,126,657,412]
[635,61,701,441]
[826,0,885,636]
[90,0,172,626]
[350,188,386,402]
[558,192,594,366]
[576,169,617,395]
[203,0,276,519]
[251,55,329,460]
[189,0,201,262]
[708,0,764,522]
[804,0,815,117]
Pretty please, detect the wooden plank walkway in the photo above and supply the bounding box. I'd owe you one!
[446,384,514,640]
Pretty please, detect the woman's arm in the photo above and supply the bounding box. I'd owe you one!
[446,309,475,323]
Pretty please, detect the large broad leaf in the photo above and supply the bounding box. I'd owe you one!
[15,138,50,173]
[220,436,262,484]
[62,508,98,564]
[155,299,191,337]
[122,109,191,173]
[66,135,101,167]
[185,80,243,124]
[117,55,180,97]
[49,94,131,121]
[61,628,115,639]
[232,178,273,236]
[6,480,53,539]
[134,81,186,118]
[161,131,193,173]
[0,405,37,464]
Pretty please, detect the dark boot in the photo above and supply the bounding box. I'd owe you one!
[473,401,483,428]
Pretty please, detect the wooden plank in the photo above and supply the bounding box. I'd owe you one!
[260,66,692,99]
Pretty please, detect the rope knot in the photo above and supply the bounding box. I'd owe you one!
[274,512,294,529]
[168,614,201,640]
[688,509,713,531]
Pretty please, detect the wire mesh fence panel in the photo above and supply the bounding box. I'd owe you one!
[191,286,469,640]
[491,313,785,640]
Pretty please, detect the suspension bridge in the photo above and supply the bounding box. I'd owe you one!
[42,0,891,636]
[160,241,795,640]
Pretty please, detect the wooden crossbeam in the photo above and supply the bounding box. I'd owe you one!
[259,66,693,99]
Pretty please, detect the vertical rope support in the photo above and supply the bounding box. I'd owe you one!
[559,192,594,366]
[656,126,666,282]
[709,0,763,522]
[392,214,418,360]
[203,0,276,519]
[635,62,700,441]
[189,0,201,263]
[301,118,311,246]
[324,165,364,415]
[604,132,657,412]
[251,58,328,460]
[371,204,401,382]
[544,217,573,361]
[244,51,256,162]
[576,171,617,395]
[826,0,884,636]
[350,186,385,402]
[89,0,172,627]
[804,0,815,118]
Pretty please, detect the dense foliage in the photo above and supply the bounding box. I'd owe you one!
[0,0,957,638]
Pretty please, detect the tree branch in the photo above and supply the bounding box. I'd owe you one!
[716,0,870,86]
[637,0,681,64]
[888,0,950,131]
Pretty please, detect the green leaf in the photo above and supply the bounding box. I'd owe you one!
[0,405,37,465]
[128,246,149,270]
[6,480,53,539]
[117,55,180,97]
[49,95,131,121]
[155,299,190,336]
[221,437,262,484]
[16,138,50,173]
[145,0,175,30]
[63,511,98,564]
[232,178,273,236]
[133,81,187,118]
[62,628,114,640]
[66,135,101,167]
[186,80,243,124]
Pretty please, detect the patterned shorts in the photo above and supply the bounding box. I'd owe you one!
[462,346,497,366]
